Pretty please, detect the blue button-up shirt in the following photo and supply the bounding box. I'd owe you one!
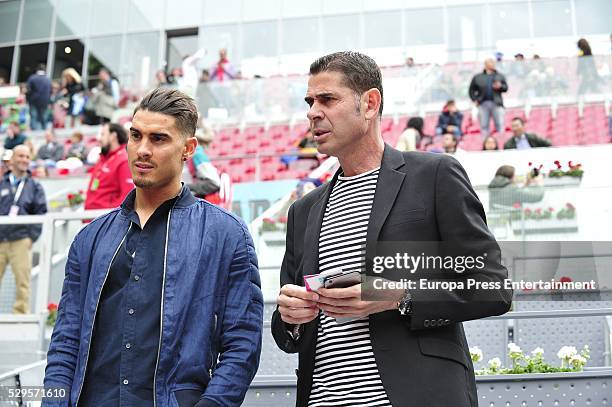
[80,192,178,406]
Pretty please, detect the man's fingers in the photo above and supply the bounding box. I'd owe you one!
[279,306,319,325]
[318,285,360,299]
[278,305,319,319]
[277,293,317,309]
[280,284,319,301]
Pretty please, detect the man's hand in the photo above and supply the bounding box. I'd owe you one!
[277,284,320,325]
[317,284,401,320]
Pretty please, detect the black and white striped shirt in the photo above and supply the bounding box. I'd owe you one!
[308,168,392,407]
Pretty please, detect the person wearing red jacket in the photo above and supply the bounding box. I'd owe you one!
[85,123,133,209]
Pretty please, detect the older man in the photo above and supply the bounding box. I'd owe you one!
[44,87,263,406]
[272,51,512,407]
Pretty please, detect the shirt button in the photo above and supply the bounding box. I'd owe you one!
[134,275,140,281]
[128,309,135,315]
[123,379,129,385]
[125,343,131,349]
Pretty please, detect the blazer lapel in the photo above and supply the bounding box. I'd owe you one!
[302,173,337,278]
[365,144,406,266]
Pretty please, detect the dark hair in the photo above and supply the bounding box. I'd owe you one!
[482,136,499,150]
[133,87,198,138]
[309,51,384,115]
[444,99,455,108]
[577,38,592,56]
[37,63,46,72]
[107,123,128,145]
[406,117,424,135]
[511,116,524,124]
[495,165,515,179]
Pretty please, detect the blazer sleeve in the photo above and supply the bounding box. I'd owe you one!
[407,155,512,330]
[270,203,313,353]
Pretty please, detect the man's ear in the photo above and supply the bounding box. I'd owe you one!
[184,137,198,159]
[363,88,382,120]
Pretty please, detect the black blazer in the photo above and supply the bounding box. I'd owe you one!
[271,145,512,407]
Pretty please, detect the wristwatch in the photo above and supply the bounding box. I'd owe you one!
[397,289,413,316]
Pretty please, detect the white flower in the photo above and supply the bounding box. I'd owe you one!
[470,346,483,362]
[488,357,502,369]
[531,347,545,357]
[508,343,522,354]
[570,355,587,366]
[557,346,578,360]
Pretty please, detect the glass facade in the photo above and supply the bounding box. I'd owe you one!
[0,0,609,87]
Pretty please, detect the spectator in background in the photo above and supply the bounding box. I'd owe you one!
[435,99,464,136]
[0,144,47,313]
[509,53,527,78]
[36,129,64,163]
[577,38,601,95]
[483,135,499,151]
[84,122,133,210]
[187,126,220,198]
[396,117,423,152]
[442,132,464,155]
[61,68,84,128]
[488,164,544,211]
[92,68,120,124]
[4,121,27,150]
[66,131,88,161]
[210,48,236,82]
[469,58,508,137]
[180,48,206,97]
[200,69,210,83]
[25,63,52,130]
[155,70,171,88]
[503,117,551,150]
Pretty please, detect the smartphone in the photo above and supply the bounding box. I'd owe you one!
[324,270,361,289]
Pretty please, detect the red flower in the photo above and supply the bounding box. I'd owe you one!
[262,217,276,224]
[535,208,542,214]
[47,303,58,312]
[512,202,521,209]
[568,161,574,168]
[67,193,74,200]
[566,203,575,209]
[278,217,288,223]
[78,190,84,195]
[528,162,533,167]
[524,208,532,214]
[548,207,555,212]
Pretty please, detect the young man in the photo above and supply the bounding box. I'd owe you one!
[44,87,263,406]
[0,144,47,314]
[84,122,133,210]
[272,51,512,407]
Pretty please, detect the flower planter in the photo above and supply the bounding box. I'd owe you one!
[476,368,612,407]
[544,176,582,187]
[512,218,578,235]
[261,231,286,247]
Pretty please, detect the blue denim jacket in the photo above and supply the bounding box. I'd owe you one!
[43,186,263,406]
